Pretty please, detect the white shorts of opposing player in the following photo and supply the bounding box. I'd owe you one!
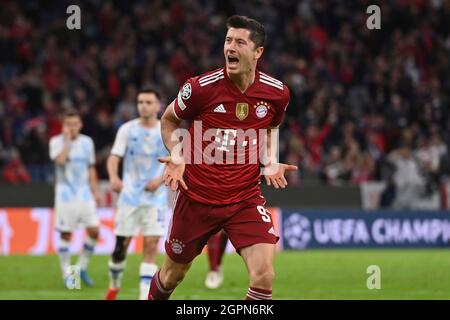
[205,268,224,290]
[55,201,99,232]
[114,205,165,237]
[112,205,165,300]
[55,201,99,285]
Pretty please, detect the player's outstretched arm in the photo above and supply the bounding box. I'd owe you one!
[159,100,188,192]
[262,126,298,188]
[160,100,183,152]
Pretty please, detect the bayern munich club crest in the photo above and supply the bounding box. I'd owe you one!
[169,238,185,254]
[254,101,270,118]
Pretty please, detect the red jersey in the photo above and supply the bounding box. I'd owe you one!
[173,68,290,205]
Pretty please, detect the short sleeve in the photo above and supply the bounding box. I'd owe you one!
[173,78,204,120]
[49,136,63,160]
[111,124,129,157]
[270,85,290,127]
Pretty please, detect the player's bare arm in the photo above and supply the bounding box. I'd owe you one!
[89,165,101,203]
[107,154,123,193]
[54,124,71,165]
[263,126,298,189]
[160,100,183,153]
[144,175,164,192]
[159,101,188,191]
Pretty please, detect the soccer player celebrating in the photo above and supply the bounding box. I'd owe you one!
[148,15,297,300]
[105,89,168,300]
[49,109,100,287]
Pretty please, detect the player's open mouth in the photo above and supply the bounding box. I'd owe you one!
[227,55,239,67]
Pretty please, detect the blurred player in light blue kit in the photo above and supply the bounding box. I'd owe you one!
[49,109,100,287]
[105,89,168,300]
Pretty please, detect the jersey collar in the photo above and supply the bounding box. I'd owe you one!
[224,68,260,97]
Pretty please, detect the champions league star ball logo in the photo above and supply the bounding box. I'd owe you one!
[283,213,312,249]
[181,83,192,100]
[170,238,185,254]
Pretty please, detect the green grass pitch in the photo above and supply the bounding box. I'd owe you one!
[0,249,449,300]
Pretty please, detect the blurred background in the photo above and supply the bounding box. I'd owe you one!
[1,0,449,207]
[1,0,450,299]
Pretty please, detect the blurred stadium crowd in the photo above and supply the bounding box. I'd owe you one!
[0,0,449,192]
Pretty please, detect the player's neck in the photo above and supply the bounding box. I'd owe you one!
[139,116,158,128]
[228,68,256,93]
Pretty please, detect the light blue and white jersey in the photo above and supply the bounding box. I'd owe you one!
[49,134,95,204]
[111,119,168,207]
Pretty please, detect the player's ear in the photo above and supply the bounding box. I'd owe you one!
[255,46,264,60]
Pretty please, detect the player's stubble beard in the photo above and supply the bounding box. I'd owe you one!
[227,60,253,79]
[239,53,256,78]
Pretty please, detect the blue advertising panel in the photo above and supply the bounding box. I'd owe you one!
[281,210,450,249]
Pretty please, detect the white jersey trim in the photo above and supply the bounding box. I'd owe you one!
[199,69,224,82]
[259,72,283,85]
[259,72,284,90]
[259,78,284,90]
[200,75,224,87]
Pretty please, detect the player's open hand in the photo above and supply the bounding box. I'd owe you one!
[158,156,188,191]
[109,176,123,193]
[264,163,298,189]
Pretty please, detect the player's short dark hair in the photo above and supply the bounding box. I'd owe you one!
[226,15,266,48]
[137,88,161,100]
[64,108,81,119]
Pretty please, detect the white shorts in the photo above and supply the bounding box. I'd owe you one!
[114,205,165,237]
[55,201,99,233]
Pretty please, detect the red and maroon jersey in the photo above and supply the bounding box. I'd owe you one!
[173,67,290,205]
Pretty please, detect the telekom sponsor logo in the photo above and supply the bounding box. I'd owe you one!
[169,120,280,175]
